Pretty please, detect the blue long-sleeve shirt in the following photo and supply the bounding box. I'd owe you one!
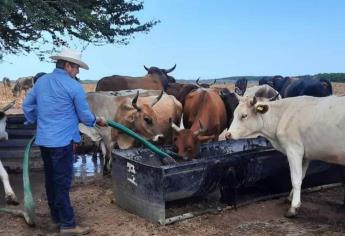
[23,68,96,147]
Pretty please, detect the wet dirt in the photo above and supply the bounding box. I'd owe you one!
[0,167,345,235]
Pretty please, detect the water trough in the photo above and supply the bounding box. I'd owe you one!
[112,138,344,225]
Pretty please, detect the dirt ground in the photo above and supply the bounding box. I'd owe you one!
[1,82,345,236]
[1,175,345,236]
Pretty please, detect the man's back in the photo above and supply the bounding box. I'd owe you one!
[23,68,95,147]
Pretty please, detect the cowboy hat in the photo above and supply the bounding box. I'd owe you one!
[50,47,89,70]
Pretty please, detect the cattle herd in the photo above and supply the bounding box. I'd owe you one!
[0,66,343,219]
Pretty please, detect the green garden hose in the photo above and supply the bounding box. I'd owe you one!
[0,120,175,227]
[0,136,36,226]
[106,120,176,165]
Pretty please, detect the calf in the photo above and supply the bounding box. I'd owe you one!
[226,95,345,217]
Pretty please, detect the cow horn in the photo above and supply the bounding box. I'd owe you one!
[195,77,201,87]
[144,65,149,72]
[269,93,280,101]
[163,64,176,74]
[193,120,207,136]
[132,91,141,111]
[171,122,182,132]
[151,90,164,107]
[1,100,15,112]
[250,96,257,106]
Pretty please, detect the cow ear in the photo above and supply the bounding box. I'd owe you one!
[124,114,135,123]
[255,104,269,114]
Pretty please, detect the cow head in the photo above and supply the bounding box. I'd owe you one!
[171,120,213,160]
[219,88,240,127]
[234,78,248,96]
[144,64,177,90]
[123,91,164,141]
[226,96,270,140]
[0,101,15,140]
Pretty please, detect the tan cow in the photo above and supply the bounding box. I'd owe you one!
[226,95,345,218]
[79,90,182,174]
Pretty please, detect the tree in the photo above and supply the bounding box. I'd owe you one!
[0,0,159,60]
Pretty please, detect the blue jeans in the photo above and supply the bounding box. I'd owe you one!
[40,143,76,229]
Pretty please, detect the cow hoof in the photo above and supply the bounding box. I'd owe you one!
[103,170,111,177]
[285,208,298,218]
[6,195,19,205]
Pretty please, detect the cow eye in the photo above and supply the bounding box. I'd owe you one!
[240,114,248,120]
[144,117,153,125]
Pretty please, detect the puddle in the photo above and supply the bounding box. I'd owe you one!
[73,154,102,178]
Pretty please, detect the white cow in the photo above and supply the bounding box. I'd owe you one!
[226,95,345,217]
[0,101,19,205]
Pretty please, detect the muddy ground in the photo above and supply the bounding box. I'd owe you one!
[0,173,345,236]
[1,83,345,235]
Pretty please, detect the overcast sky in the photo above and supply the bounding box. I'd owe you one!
[1,0,345,81]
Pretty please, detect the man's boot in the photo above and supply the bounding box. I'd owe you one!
[59,226,90,236]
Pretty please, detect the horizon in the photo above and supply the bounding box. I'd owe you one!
[1,0,345,81]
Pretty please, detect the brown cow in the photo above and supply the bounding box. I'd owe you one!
[95,65,176,92]
[171,88,228,160]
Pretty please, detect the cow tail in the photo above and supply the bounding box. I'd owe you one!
[319,78,333,95]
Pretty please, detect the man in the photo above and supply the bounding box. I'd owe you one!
[23,48,106,235]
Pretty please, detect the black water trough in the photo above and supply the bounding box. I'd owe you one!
[0,114,42,171]
[112,138,344,225]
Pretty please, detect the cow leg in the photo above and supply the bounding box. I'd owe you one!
[285,148,304,218]
[101,139,112,176]
[287,159,310,203]
[0,161,19,205]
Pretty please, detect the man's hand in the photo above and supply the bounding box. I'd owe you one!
[96,116,107,127]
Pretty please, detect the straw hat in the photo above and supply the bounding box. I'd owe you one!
[50,48,89,70]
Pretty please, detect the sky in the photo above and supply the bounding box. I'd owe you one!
[1,0,345,81]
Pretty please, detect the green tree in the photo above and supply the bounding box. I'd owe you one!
[0,0,159,60]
